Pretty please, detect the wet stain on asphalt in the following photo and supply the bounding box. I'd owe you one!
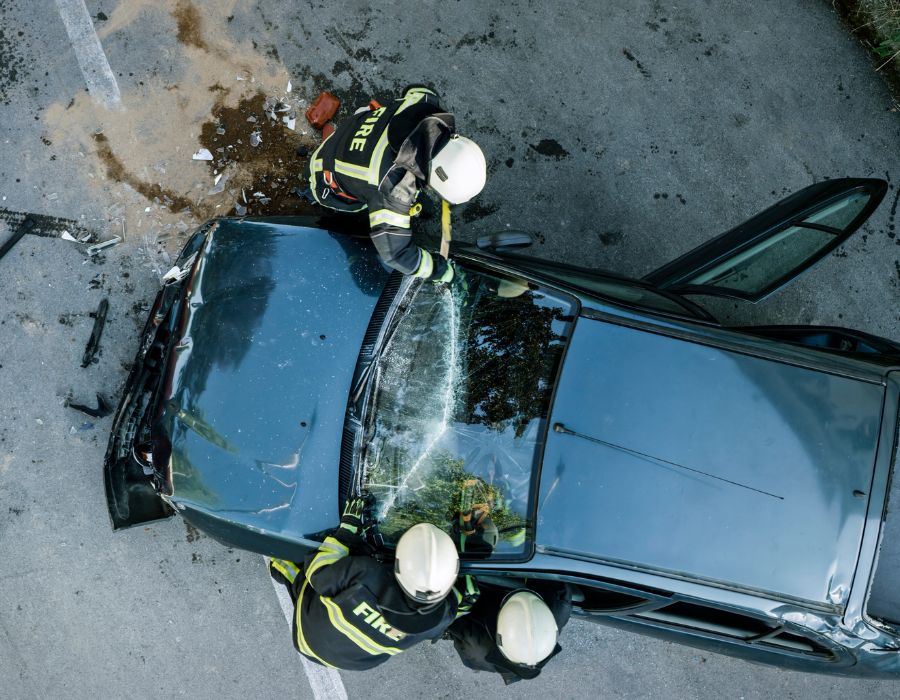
[0,4,26,106]
[529,139,569,159]
[599,230,624,246]
[93,134,196,214]
[173,0,208,52]
[462,201,500,224]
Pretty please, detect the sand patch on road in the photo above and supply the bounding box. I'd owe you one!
[44,0,316,253]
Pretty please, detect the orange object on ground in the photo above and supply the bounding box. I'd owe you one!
[322,122,336,139]
[305,91,341,130]
[368,99,382,110]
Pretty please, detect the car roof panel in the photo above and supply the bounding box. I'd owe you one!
[537,317,884,606]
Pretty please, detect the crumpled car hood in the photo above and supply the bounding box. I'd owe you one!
[159,218,387,539]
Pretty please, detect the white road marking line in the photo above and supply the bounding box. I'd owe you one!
[265,557,348,700]
[54,0,122,110]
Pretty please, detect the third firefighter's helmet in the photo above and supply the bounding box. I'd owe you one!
[394,523,459,603]
[496,591,559,666]
[428,134,487,205]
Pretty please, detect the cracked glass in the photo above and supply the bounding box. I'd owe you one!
[360,266,576,559]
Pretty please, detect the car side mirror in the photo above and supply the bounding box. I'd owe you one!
[476,230,535,252]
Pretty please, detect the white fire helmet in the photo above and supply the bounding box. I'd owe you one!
[496,591,559,666]
[394,523,460,603]
[428,134,487,205]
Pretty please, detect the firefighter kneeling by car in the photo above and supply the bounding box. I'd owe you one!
[270,496,479,670]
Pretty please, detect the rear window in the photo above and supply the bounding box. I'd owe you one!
[359,266,576,560]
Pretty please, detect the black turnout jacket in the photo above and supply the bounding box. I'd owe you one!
[445,580,573,685]
[286,526,475,671]
[308,85,454,280]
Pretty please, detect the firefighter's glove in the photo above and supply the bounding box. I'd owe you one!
[340,496,368,535]
[433,260,455,285]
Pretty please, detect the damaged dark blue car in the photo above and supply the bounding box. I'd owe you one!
[105,178,900,677]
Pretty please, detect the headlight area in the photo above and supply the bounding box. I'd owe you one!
[103,225,211,529]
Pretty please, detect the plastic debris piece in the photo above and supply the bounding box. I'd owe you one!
[192,148,214,161]
[286,80,292,93]
[246,116,257,123]
[234,202,247,216]
[67,393,112,418]
[305,91,341,130]
[81,298,109,368]
[216,127,226,135]
[160,253,197,284]
[250,131,262,147]
[86,236,121,256]
[284,117,296,131]
[61,231,77,242]
[213,173,223,186]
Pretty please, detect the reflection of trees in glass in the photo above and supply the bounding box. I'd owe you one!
[459,290,567,438]
[373,450,526,546]
[179,231,277,409]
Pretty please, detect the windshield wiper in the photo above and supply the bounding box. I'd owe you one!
[351,278,419,405]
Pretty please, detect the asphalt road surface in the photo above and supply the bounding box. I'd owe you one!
[1,1,899,698]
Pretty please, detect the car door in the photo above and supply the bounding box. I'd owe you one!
[643,178,888,302]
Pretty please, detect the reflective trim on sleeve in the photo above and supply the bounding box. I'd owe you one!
[305,536,350,581]
[395,90,427,115]
[271,558,301,584]
[295,578,337,667]
[367,129,392,185]
[412,249,434,279]
[334,159,370,181]
[369,209,411,230]
[319,597,402,656]
[404,86,437,97]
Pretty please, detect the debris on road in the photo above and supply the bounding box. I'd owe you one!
[0,216,36,263]
[305,91,341,130]
[60,230,78,242]
[192,148,214,161]
[67,393,113,418]
[81,298,109,368]
[86,236,121,256]
[198,92,318,216]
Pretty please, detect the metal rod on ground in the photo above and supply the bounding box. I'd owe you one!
[0,216,36,263]
[440,199,451,260]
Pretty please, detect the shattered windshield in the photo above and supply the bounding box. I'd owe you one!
[360,265,576,559]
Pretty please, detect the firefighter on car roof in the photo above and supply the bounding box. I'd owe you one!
[270,497,479,670]
[306,84,487,283]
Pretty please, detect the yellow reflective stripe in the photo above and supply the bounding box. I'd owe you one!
[367,129,392,185]
[413,249,434,279]
[319,597,402,656]
[395,91,426,115]
[295,578,336,667]
[271,558,301,583]
[405,86,436,97]
[334,159,369,181]
[369,209,411,229]
[305,536,349,581]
